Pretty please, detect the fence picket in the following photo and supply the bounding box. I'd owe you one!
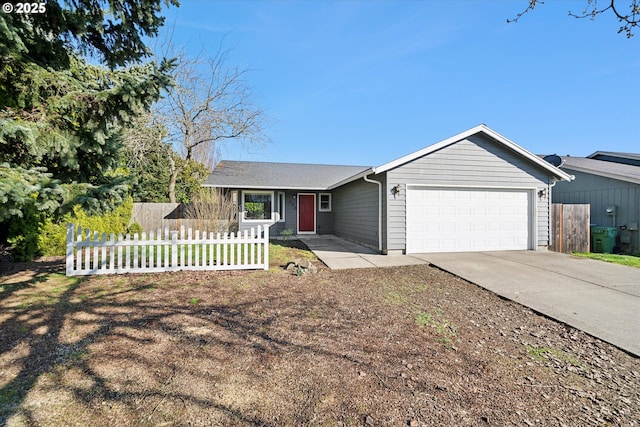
[257,226,262,265]
[179,226,185,267]
[100,232,107,270]
[92,231,99,271]
[133,233,139,270]
[187,228,193,268]
[109,234,116,271]
[216,233,221,266]
[222,233,228,266]
[230,232,236,266]
[117,234,123,271]
[83,230,90,271]
[149,228,162,268]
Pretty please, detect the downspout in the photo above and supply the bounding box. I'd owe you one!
[363,174,382,252]
[548,177,560,250]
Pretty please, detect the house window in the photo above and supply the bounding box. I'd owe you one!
[319,193,331,212]
[277,192,286,222]
[243,191,273,220]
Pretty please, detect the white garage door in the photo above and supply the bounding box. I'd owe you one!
[406,187,532,253]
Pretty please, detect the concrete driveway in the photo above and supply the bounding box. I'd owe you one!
[413,251,640,357]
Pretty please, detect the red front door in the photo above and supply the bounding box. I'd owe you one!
[298,194,315,233]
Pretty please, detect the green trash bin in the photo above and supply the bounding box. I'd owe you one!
[591,226,618,253]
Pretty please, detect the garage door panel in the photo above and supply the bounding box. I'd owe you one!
[407,187,531,253]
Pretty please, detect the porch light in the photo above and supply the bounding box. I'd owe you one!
[391,184,401,195]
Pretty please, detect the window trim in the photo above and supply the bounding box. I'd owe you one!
[277,191,286,222]
[242,190,274,222]
[319,192,332,212]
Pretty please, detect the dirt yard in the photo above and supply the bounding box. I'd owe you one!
[1,241,639,426]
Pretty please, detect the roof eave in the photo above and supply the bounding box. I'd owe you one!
[560,165,640,185]
[587,151,640,161]
[327,168,375,190]
[201,183,332,191]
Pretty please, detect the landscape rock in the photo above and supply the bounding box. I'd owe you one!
[285,258,318,275]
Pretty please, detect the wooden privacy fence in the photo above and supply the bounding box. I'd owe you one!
[131,203,237,233]
[550,203,590,253]
[66,223,270,276]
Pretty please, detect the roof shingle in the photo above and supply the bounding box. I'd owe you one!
[203,160,371,190]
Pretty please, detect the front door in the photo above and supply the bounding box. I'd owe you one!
[298,193,316,233]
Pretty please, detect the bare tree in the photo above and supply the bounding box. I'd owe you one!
[187,187,238,233]
[509,0,640,37]
[121,111,170,171]
[157,46,268,203]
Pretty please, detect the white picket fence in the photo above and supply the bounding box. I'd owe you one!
[65,223,270,276]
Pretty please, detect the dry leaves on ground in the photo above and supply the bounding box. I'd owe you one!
[0,244,638,426]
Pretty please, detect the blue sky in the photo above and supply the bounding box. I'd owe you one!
[159,1,640,166]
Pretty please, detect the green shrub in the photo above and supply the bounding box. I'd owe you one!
[39,197,136,257]
[6,203,47,261]
[38,220,67,256]
[127,222,144,236]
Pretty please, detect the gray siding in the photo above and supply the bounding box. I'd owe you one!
[385,134,552,252]
[332,178,380,249]
[553,170,640,253]
[270,190,299,237]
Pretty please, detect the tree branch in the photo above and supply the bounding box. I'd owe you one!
[508,0,639,37]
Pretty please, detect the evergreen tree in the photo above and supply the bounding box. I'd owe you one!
[0,0,178,223]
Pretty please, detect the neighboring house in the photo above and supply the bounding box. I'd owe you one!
[588,151,640,167]
[204,124,573,254]
[552,152,640,254]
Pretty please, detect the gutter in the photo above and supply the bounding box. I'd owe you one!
[363,174,382,252]
[327,167,374,190]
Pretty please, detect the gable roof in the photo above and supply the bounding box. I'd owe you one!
[559,156,640,185]
[204,125,574,190]
[372,124,574,181]
[203,160,370,190]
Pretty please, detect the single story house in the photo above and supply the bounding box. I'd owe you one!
[204,124,574,254]
[552,151,640,254]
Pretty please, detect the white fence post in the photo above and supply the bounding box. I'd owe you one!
[263,225,270,270]
[66,224,75,276]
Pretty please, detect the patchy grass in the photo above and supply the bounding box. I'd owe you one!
[526,345,588,371]
[0,253,639,426]
[269,239,316,267]
[573,252,640,268]
[415,309,458,345]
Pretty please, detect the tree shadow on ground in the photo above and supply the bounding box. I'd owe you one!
[0,267,378,426]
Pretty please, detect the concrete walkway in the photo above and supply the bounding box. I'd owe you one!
[414,251,640,357]
[297,235,426,269]
[297,235,640,356]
